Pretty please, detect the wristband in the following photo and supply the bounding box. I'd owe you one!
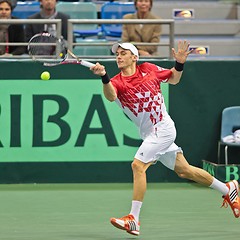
[101,73,110,84]
[175,61,184,72]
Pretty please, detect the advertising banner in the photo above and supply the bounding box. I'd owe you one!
[0,79,168,162]
[202,160,240,183]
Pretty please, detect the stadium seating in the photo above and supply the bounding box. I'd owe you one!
[218,106,240,165]
[152,1,239,20]
[56,2,107,55]
[56,2,101,38]
[12,1,40,19]
[73,39,110,56]
[100,2,135,38]
[10,1,240,58]
[151,1,240,58]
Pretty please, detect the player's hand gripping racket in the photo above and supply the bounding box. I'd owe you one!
[28,32,95,68]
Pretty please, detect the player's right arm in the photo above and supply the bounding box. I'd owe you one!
[102,82,117,102]
[90,63,117,102]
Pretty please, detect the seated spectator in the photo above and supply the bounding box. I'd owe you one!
[25,0,70,42]
[0,0,25,55]
[121,0,161,56]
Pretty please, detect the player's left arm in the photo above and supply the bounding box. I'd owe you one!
[168,40,192,85]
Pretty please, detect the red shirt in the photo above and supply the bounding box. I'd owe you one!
[111,62,172,138]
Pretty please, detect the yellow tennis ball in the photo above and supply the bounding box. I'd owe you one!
[41,71,50,80]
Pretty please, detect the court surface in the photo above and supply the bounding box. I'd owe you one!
[0,183,239,240]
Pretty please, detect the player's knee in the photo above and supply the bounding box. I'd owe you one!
[131,160,145,174]
[175,166,193,179]
[174,153,194,179]
[176,171,187,179]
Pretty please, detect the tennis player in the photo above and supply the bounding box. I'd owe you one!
[90,41,240,236]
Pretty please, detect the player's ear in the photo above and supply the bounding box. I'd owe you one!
[133,55,138,62]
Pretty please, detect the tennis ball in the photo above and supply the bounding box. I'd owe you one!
[41,71,50,80]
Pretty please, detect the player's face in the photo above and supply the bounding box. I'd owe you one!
[41,0,57,11]
[0,2,11,19]
[115,48,136,69]
[135,0,152,13]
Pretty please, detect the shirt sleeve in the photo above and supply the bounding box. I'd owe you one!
[141,62,172,82]
[155,68,173,82]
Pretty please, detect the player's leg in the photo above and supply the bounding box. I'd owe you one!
[174,152,240,218]
[174,152,215,186]
[110,119,177,235]
[110,159,152,236]
[131,158,153,201]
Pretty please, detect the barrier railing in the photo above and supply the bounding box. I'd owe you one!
[67,19,175,59]
[0,19,174,59]
[0,19,62,51]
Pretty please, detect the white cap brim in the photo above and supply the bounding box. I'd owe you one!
[111,42,139,60]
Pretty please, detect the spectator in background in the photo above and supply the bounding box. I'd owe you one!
[10,0,16,9]
[25,0,69,41]
[0,0,25,55]
[121,0,161,57]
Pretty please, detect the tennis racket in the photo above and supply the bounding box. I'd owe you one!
[28,32,95,68]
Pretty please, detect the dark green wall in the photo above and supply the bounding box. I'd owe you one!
[0,60,173,80]
[0,60,239,183]
[169,61,240,166]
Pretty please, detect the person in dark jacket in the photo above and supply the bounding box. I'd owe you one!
[0,0,25,55]
[25,0,70,42]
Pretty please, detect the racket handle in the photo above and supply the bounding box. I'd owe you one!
[81,60,95,68]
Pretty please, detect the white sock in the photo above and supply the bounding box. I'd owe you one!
[130,200,142,222]
[209,178,229,196]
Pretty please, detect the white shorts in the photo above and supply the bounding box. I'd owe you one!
[134,118,182,170]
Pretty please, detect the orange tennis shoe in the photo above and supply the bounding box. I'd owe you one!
[221,180,240,218]
[110,214,140,236]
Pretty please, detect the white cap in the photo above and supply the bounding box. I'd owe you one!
[112,42,139,60]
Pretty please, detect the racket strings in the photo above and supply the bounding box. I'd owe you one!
[28,34,67,61]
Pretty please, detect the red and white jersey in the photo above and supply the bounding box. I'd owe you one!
[111,62,173,139]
